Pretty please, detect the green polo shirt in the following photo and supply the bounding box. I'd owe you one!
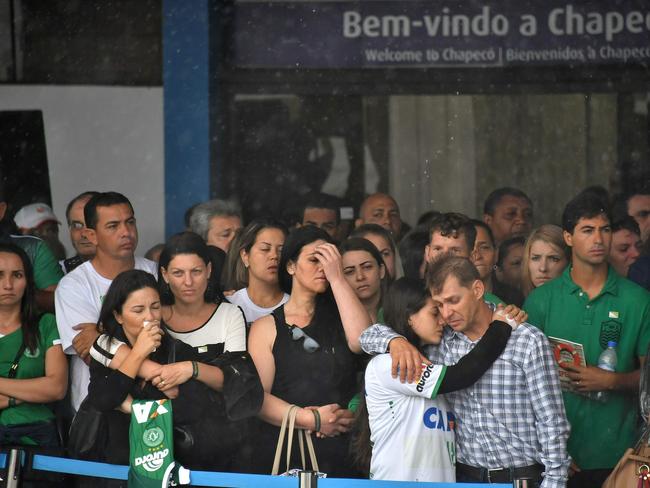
[9,235,64,289]
[524,266,650,469]
[0,314,61,441]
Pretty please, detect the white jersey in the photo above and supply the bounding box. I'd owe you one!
[166,301,246,353]
[365,354,456,482]
[55,258,158,411]
[228,288,289,325]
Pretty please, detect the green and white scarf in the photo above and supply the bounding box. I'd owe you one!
[128,399,190,487]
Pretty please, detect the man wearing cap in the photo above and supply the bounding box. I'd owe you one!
[0,185,63,313]
[15,202,67,261]
[524,191,650,487]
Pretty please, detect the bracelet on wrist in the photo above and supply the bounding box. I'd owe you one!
[312,409,321,433]
[191,361,199,379]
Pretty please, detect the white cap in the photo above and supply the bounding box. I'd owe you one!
[14,203,60,230]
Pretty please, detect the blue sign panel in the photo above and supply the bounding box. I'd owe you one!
[232,1,650,68]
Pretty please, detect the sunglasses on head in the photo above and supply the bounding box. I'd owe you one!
[289,325,320,353]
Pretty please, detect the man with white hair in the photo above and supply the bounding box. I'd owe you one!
[189,199,242,253]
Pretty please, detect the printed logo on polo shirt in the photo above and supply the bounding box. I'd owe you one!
[599,319,621,349]
[423,407,456,431]
[24,347,40,358]
[416,363,434,392]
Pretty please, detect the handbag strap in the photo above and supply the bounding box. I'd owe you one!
[285,405,299,473]
[303,429,319,473]
[271,405,320,475]
[7,340,26,379]
[272,404,297,475]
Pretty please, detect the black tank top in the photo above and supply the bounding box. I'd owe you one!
[270,304,356,407]
[248,302,360,477]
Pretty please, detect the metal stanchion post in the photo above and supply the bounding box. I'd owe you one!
[5,449,22,488]
[513,478,535,488]
[298,470,317,488]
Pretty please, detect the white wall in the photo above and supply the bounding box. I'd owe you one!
[0,85,164,257]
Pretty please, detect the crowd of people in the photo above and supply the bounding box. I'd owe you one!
[1,177,649,488]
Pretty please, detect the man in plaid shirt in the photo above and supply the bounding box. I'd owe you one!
[360,255,570,487]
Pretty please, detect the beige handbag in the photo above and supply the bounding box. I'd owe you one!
[602,428,650,488]
[271,404,320,476]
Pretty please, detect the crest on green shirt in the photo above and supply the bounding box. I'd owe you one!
[599,319,621,349]
[24,346,40,358]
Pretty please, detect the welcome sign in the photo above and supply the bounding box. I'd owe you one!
[232,1,650,68]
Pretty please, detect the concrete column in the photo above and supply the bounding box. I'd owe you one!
[163,0,211,236]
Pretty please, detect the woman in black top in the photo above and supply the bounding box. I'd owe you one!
[86,270,258,475]
[248,226,371,476]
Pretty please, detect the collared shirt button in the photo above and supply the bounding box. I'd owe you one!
[579,292,584,297]
[586,305,590,308]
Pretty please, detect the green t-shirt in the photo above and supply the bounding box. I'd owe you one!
[10,235,63,289]
[0,314,61,428]
[524,266,650,469]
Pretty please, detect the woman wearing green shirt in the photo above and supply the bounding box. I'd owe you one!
[0,243,67,446]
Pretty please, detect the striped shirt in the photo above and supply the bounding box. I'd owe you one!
[359,323,570,488]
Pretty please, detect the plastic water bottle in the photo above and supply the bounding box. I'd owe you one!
[595,341,617,402]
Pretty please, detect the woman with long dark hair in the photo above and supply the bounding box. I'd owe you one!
[351,224,403,280]
[89,234,259,471]
[469,220,524,306]
[224,219,289,325]
[87,269,260,474]
[157,231,245,354]
[0,243,67,447]
[248,226,371,476]
[93,232,245,377]
[353,278,524,482]
[340,237,388,323]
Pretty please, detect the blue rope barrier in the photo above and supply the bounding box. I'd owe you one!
[28,455,510,487]
[32,455,129,480]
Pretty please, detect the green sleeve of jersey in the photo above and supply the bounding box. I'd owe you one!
[430,365,447,399]
[33,241,64,289]
[483,292,505,307]
[39,313,61,348]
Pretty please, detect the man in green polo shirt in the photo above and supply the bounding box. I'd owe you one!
[0,178,63,312]
[525,191,650,488]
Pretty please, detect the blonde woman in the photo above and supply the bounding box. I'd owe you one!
[521,225,570,297]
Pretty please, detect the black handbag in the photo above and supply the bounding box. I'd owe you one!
[67,397,108,460]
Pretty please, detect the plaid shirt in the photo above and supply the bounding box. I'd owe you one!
[359,323,570,488]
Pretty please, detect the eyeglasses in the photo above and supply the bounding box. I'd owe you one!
[289,325,320,353]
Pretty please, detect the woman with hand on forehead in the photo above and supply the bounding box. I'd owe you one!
[248,226,371,477]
